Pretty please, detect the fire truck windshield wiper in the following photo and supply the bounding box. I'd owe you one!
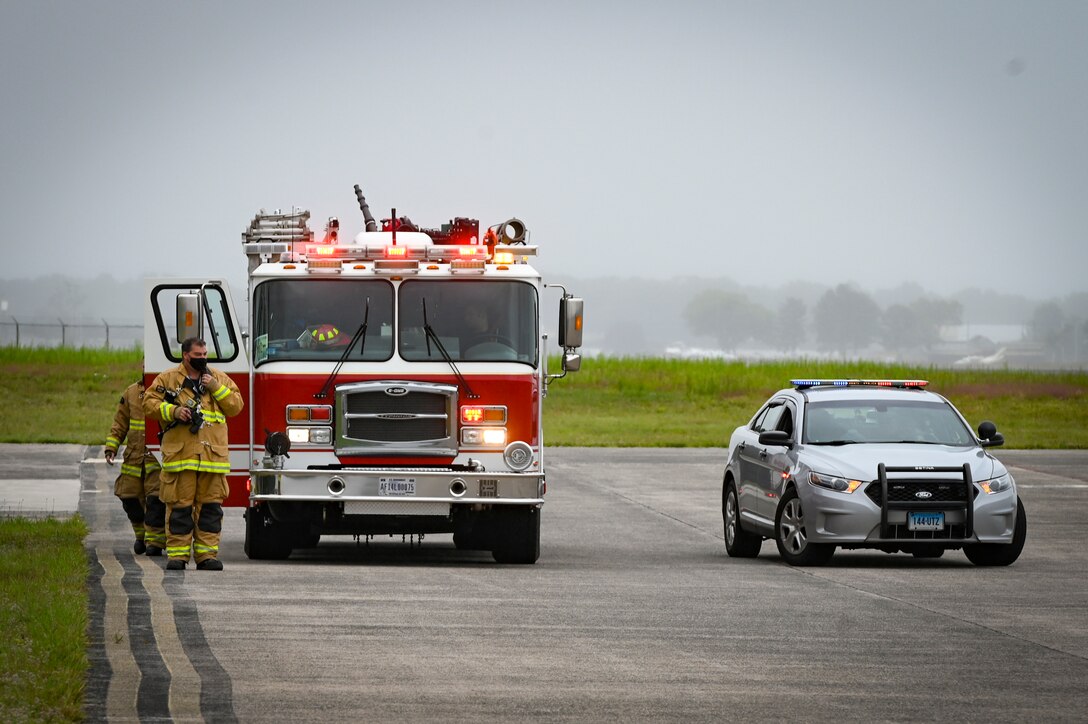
[421,298,478,399]
[315,298,370,399]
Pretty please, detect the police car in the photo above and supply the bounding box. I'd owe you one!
[722,379,1026,566]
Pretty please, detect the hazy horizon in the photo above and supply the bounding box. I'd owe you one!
[2,2,1087,299]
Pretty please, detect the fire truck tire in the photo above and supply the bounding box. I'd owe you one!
[244,505,294,560]
[491,507,540,564]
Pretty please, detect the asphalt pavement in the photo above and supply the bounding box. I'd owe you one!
[3,445,1087,722]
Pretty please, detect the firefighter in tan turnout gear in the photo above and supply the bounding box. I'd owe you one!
[105,381,165,555]
[144,337,243,571]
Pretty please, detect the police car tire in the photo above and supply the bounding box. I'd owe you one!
[723,478,761,558]
[964,497,1027,567]
[774,488,835,566]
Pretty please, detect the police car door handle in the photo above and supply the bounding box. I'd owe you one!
[758,449,768,460]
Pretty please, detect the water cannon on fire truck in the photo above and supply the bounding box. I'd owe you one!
[144,183,584,564]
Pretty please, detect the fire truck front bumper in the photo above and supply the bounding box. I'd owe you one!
[250,467,545,512]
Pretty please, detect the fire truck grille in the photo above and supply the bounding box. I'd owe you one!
[346,391,447,416]
[335,382,458,456]
[347,416,448,442]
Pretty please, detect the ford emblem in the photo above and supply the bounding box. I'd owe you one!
[385,386,409,396]
[915,490,933,499]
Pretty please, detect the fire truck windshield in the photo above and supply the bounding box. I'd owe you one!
[252,279,395,364]
[251,279,538,367]
[399,280,538,366]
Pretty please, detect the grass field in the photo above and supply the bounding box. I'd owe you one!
[2,346,1087,448]
[0,516,88,723]
[544,356,1088,448]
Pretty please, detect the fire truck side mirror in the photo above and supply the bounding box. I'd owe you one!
[176,293,201,344]
[558,296,584,349]
[562,352,582,373]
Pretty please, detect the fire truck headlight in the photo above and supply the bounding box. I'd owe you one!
[287,427,332,445]
[504,441,534,472]
[461,427,507,446]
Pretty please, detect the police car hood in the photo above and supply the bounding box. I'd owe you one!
[800,443,1002,483]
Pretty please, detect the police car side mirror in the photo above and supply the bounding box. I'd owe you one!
[978,420,1004,448]
[758,430,793,449]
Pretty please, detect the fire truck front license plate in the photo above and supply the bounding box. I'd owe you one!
[378,478,416,496]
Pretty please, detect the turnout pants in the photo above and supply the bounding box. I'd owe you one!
[114,465,165,547]
[159,468,228,563]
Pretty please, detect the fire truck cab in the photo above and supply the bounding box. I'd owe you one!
[143,186,583,564]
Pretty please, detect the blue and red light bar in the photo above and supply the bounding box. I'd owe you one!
[791,379,928,390]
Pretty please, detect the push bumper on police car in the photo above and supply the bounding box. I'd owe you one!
[799,466,1020,547]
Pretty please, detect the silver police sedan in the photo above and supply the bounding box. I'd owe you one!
[722,379,1026,566]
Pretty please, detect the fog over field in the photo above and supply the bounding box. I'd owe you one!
[2,2,1086,365]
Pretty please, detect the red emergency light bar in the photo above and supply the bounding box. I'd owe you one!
[791,379,929,390]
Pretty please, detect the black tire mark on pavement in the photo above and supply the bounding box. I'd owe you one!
[117,550,172,720]
[162,573,239,724]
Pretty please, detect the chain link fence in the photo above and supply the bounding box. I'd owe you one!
[0,317,142,349]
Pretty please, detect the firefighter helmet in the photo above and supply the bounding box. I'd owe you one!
[311,324,344,346]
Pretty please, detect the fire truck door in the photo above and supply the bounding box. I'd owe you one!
[144,279,249,377]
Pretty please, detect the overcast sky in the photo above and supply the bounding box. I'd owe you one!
[2,1,1085,299]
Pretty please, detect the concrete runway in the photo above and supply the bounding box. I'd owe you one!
[9,445,1088,722]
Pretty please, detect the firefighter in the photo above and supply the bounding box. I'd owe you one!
[104,381,166,555]
[144,337,243,571]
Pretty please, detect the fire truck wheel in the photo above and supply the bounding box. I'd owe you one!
[491,507,540,564]
[244,505,294,560]
[294,531,321,549]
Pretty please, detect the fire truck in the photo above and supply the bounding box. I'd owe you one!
[143,185,584,564]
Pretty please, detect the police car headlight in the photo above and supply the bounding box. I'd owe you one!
[809,472,862,494]
[980,473,1014,494]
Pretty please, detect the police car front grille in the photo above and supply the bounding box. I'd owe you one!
[865,480,977,506]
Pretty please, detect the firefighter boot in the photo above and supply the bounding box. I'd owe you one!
[166,558,187,571]
[197,558,224,571]
[134,539,147,555]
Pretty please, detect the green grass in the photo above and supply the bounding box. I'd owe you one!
[0,347,142,444]
[0,516,89,723]
[544,357,1088,448]
[1,347,1086,447]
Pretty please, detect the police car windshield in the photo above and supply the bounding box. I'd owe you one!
[252,279,394,365]
[804,399,975,446]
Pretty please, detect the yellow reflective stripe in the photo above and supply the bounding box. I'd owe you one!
[145,533,167,545]
[193,543,218,554]
[120,464,143,477]
[105,437,120,450]
[212,384,231,401]
[159,402,176,422]
[129,420,145,430]
[166,547,191,557]
[146,460,162,472]
[202,411,226,424]
[161,459,232,474]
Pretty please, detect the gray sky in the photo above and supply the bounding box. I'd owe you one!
[2,0,1085,298]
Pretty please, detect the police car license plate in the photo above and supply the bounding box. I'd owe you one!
[378,478,416,496]
[908,512,944,531]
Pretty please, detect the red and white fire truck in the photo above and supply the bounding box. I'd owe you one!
[143,185,583,564]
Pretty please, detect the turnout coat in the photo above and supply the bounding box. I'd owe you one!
[144,365,244,479]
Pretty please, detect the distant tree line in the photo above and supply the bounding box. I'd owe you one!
[684,284,1088,364]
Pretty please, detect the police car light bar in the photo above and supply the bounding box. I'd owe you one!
[791,379,929,390]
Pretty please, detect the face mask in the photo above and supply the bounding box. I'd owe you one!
[190,357,208,373]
